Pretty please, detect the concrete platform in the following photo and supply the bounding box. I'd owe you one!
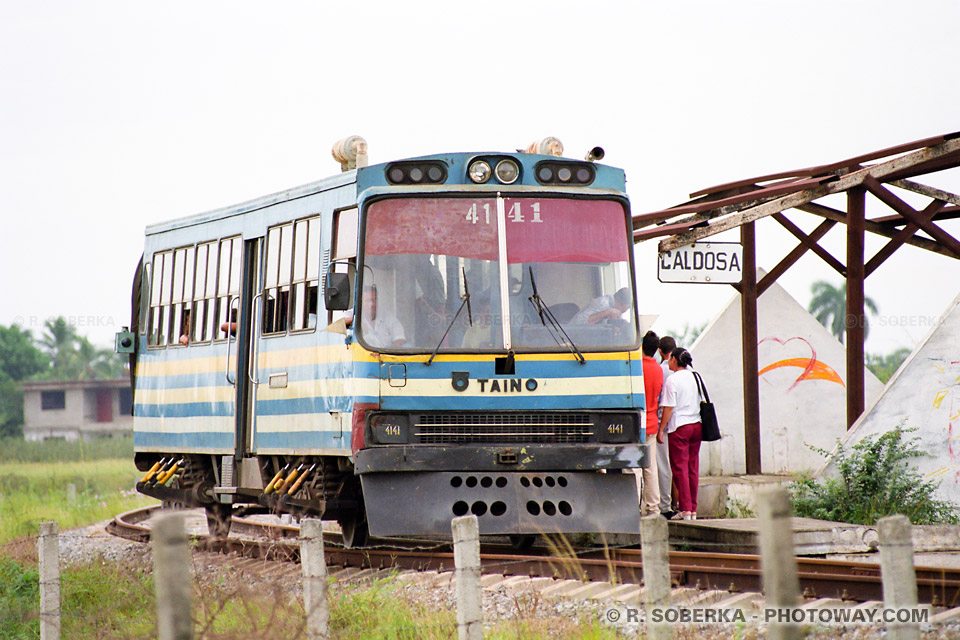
[695,474,794,518]
[669,517,881,555]
[668,517,960,556]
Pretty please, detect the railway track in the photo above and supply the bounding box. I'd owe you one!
[108,506,960,609]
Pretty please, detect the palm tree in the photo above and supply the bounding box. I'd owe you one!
[40,317,79,374]
[808,281,878,343]
[70,337,120,379]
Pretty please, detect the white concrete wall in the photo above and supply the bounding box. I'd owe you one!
[689,272,883,475]
[820,293,960,507]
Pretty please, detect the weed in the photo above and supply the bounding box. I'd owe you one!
[790,424,958,525]
[718,499,755,519]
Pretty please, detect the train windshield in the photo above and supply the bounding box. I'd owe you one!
[360,196,635,352]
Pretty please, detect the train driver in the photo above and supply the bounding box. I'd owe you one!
[345,286,405,348]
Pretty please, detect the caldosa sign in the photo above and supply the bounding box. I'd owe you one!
[658,242,743,284]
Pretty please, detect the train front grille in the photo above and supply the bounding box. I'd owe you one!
[413,413,594,444]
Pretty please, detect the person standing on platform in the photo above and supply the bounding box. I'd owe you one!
[638,331,664,515]
[657,335,677,517]
[659,347,703,520]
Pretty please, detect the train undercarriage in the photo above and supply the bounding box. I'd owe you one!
[134,453,370,546]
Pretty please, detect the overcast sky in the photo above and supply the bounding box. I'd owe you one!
[2,1,957,355]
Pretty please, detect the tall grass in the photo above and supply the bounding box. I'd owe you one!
[0,458,154,544]
[0,559,620,640]
[0,435,134,463]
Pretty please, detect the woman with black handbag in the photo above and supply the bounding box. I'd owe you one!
[658,348,703,521]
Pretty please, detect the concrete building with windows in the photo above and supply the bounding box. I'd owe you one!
[21,379,133,441]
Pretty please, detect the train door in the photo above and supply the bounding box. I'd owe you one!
[225,237,263,463]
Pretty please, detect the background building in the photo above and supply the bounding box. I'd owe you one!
[21,378,132,441]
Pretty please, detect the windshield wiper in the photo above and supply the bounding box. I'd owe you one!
[425,268,472,366]
[527,267,585,365]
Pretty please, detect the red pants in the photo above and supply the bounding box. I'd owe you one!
[668,422,703,513]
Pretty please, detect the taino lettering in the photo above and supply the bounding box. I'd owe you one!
[476,378,538,393]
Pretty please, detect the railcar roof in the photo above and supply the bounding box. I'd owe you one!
[145,151,624,236]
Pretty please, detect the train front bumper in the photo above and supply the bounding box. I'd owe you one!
[361,470,642,536]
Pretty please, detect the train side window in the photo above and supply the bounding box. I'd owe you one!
[329,208,358,323]
[214,237,241,341]
[147,251,170,347]
[191,242,216,343]
[263,223,294,335]
[168,247,191,346]
[291,216,320,331]
[139,261,151,335]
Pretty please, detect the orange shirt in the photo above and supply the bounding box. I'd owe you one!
[642,355,664,435]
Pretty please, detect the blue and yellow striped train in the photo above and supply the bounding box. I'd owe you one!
[121,137,647,546]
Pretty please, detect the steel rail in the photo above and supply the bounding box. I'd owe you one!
[108,507,960,607]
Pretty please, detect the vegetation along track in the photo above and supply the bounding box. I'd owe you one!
[109,506,960,608]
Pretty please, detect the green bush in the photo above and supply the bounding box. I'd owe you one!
[790,424,958,525]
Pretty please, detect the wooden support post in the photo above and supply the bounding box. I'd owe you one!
[152,512,193,640]
[847,188,866,428]
[300,519,329,640]
[741,222,761,474]
[878,515,920,640]
[38,521,60,640]
[757,488,802,640]
[640,514,673,640]
[451,515,483,640]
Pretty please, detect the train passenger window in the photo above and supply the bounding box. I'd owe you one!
[168,248,191,346]
[191,243,207,343]
[138,261,150,335]
[147,250,171,347]
[262,223,292,335]
[291,216,320,331]
[213,237,241,341]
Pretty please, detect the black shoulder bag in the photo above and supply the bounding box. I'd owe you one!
[693,371,721,442]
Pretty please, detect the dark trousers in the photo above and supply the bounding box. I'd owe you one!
[668,422,703,513]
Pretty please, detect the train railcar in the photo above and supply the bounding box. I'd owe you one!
[119,137,647,546]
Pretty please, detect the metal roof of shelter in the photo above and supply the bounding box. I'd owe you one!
[632,132,960,474]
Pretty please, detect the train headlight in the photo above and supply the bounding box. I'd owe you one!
[494,159,520,184]
[369,413,409,444]
[468,160,492,184]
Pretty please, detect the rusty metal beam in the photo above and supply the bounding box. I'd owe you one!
[846,189,866,429]
[759,219,837,295]
[865,200,946,277]
[772,213,845,276]
[864,175,960,259]
[658,137,960,252]
[889,179,960,207]
[798,201,958,258]
[741,222,761,475]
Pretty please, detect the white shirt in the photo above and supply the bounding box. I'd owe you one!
[361,313,405,347]
[572,295,623,325]
[660,368,701,433]
[657,359,673,419]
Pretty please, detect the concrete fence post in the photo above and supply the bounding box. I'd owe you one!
[756,487,802,640]
[639,513,672,640]
[451,515,483,640]
[66,483,76,506]
[152,512,193,640]
[878,515,920,640]
[300,518,329,639]
[38,521,60,640]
